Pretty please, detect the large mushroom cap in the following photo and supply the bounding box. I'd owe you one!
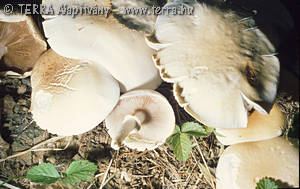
[31,49,120,136]
[0,12,47,73]
[42,0,162,92]
[147,0,279,128]
[216,104,286,145]
[105,90,175,151]
[216,137,299,189]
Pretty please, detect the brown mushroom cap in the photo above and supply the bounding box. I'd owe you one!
[31,49,120,136]
[216,104,286,145]
[146,1,279,128]
[0,13,47,73]
[216,137,299,189]
[105,90,175,151]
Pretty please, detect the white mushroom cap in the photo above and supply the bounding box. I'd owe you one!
[42,0,162,92]
[216,104,286,145]
[146,1,279,128]
[216,137,299,189]
[0,13,47,72]
[105,90,175,151]
[31,49,120,136]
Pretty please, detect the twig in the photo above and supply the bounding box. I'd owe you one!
[184,163,197,187]
[100,174,114,188]
[86,173,104,189]
[0,136,68,163]
[192,137,215,189]
[99,152,115,189]
[0,180,21,189]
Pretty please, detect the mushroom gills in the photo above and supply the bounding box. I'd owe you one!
[146,0,280,128]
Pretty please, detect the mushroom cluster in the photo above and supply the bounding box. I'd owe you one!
[28,0,168,142]
[0,0,172,151]
[0,0,298,187]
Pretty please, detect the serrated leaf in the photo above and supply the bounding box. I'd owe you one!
[166,125,181,144]
[181,122,207,136]
[256,178,278,189]
[26,163,61,184]
[62,160,97,184]
[172,133,191,162]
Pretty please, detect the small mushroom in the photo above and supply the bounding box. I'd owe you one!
[215,104,286,145]
[0,12,47,73]
[216,137,299,189]
[105,90,175,151]
[146,0,280,128]
[42,0,162,92]
[31,49,120,136]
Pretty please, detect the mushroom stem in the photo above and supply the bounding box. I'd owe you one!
[0,44,7,59]
[111,111,146,150]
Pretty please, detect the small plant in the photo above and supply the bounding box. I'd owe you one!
[166,122,221,162]
[256,178,278,189]
[1,160,98,188]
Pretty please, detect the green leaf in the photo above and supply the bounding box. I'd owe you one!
[213,130,225,137]
[256,178,278,189]
[181,122,207,136]
[166,125,181,144]
[26,163,61,184]
[172,133,191,162]
[62,160,98,184]
[173,125,181,134]
[204,126,214,133]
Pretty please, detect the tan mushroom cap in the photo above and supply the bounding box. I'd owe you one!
[105,90,175,151]
[215,104,286,145]
[216,137,299,189]
[0,13,47,73]
[146,1,279,128]
[42,0,162,92]
[31,49,120,136]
